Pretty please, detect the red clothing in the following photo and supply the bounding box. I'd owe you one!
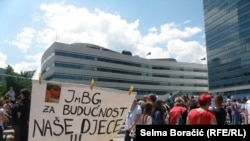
[169,106,187,125]
[188,108,215,125]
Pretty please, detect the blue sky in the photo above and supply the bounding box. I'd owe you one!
[0,0,206,79]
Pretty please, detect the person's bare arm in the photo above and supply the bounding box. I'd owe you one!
[129,113,141,131]
[5,92,9,98]
[211,117,217,125]
[17,111,21,119]
[186,117,190,125]
[0,113,4,122]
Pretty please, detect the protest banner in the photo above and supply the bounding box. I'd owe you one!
[29,80,136,141]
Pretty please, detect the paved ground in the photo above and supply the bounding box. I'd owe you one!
[113,134,124,141]
[4,128,125,141]
[3,129,14,141]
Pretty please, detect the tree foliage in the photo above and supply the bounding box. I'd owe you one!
[0,65,35,98]
[5,65,16,90]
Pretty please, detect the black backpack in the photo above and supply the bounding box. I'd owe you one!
[176,109,184,125]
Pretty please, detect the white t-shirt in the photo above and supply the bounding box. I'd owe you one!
[141,115,152,125]
[125,105,142,130]
[7,90,16,101]
[0,108,5,129]
[246,100,250,124]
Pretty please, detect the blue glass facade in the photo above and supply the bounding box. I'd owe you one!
[203,0,250,98]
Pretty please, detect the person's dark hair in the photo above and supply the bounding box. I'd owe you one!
[214,95,223,104]
[143,102,153,115]
[152,100,165,117]
[0,99,3,107]
[148,93,157,103]
[20,88,30,98]
[47,83,61,91]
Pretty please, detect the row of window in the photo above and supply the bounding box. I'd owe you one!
[52,61,207,80]
[45,73,208,88]
[41,44,208,95]
[42,50,207,73]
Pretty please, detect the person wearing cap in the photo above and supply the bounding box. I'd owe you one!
[186,93,217,125]
[169,96,188,125]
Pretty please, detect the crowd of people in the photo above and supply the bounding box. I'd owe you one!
[124,92,250,141]
[2,86,250,141]
[1,86,31,141]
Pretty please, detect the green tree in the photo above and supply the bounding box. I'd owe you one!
[4,65,16,91]
[18,70,35,91]
[0,68,6,96]
[0,81,6,96]
[2,65,35,98]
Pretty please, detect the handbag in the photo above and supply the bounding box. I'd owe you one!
[129,127,136,138]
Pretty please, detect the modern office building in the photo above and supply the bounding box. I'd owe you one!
[203,0,250,97]
[41,42,208,97]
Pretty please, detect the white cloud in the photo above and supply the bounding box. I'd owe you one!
[12,61,37,73]
[25,52,43,63]
[159,23,202,40]
[6,2,206,78]
[0,52,7,68]
[38,3,142,52]
[148,27,157,33]
[184,20,191,24]
[167,39,206,63]
[36,28,58,49]
[5,27,36,52]
[39,3,205,62]
[11,52,42,80]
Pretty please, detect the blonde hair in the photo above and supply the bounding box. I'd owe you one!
[174,97,184,105]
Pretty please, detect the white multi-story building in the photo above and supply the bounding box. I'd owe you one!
[41,42,208,97]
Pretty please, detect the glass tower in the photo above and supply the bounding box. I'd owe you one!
[203,0,250,97]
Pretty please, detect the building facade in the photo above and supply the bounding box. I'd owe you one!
[203,0,250,97]
[41,42,208,97]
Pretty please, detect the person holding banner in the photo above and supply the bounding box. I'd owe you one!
[124,98,142,141]
[18,88,31,141]
[11,96,22,141]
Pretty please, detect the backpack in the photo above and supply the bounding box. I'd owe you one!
[176,109,184,125]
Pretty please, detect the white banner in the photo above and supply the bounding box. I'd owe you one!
[29,80,136,141]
